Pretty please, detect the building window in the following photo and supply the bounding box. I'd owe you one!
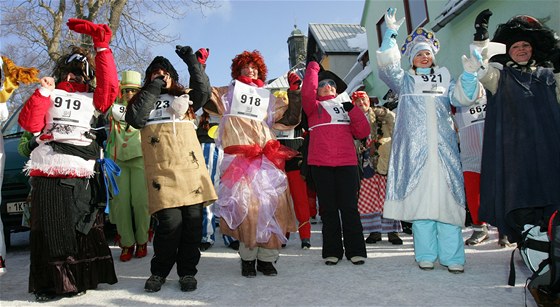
[403,0,429,34]
[376,16,387,47]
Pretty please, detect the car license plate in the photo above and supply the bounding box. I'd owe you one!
[6,201,26,214]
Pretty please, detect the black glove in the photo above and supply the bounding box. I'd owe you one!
[306,52,323,67]
[342,102,354,112]
[28,135,39,152]
[474,9,493,41]
[175,45,195,64]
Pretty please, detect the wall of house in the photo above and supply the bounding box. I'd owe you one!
[360,0,560,103]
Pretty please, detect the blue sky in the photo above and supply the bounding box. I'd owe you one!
[152,0,365,86]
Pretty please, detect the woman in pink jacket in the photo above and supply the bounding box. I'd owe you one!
[301,61,370,265]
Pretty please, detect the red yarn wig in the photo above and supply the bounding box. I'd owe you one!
[230,50,268,82]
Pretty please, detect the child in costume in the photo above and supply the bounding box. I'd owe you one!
[106,70,150,261]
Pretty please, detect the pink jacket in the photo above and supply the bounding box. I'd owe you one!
[301,62,369,167]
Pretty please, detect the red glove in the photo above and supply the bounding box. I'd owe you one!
[196,48,209,65]
[288,72,302,91]
[67,18,112,49]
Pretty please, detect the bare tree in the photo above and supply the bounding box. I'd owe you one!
[1,0,217,81]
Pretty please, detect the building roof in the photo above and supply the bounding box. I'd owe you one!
[308,23,366,53]
[266,65,305,90]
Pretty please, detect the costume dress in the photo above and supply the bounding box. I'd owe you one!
[18,48,119,295]
[478,62,560,242]
[377,42,476,265]
[213,77,298,261]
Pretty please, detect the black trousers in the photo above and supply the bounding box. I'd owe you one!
[151,204,203,278]
[311,165,366,260]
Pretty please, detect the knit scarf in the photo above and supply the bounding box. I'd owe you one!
[236,75,264,87]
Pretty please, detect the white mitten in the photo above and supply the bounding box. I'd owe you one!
[385,8,405,31]
[171,94,192,118]
[461,47,483,74]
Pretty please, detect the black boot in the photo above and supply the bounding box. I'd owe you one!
[257,260,278,276]
[241,260,256,278]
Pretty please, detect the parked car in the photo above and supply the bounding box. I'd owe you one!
[1,104,30,247]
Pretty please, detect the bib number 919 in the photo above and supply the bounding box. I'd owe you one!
[54,96,81,110]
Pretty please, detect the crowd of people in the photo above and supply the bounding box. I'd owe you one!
[1,7,559,305]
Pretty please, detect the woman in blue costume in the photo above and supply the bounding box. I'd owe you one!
[376,8,485,274]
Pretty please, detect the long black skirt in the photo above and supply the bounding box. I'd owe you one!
[28,177,117,295]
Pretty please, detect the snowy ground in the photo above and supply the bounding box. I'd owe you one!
[0,223,537,306]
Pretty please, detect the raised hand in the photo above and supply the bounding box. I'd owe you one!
[195,48,209,65]
[385,8,405,32]
[67,18,112,48]
[474,9,493,41]
[175,45,195,64]
[288,72,302,91]
[462,47,483,74]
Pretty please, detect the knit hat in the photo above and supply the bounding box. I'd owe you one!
[144,56,179,84]
[351,91,368,103]
[318,70,347,94]
[491,15,559,64]
[401,28,440,66]
[120,70,141,89]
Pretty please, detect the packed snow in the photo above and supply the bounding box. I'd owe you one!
[0,223,537,306]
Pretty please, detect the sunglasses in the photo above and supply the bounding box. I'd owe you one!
[318,79,336,88]
[123,88,139,93]
[65,53,92,78]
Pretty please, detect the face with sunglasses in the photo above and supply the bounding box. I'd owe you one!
[317,78,337,97]
[121,87,140,102]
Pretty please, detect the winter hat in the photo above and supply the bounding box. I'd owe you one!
[53,47,95,83]
[351,91,368,103]
[120,70,141,89]
[492,15,559,63]
[318,70,347,94]
[401,28,440,66]
[145,56,179,84]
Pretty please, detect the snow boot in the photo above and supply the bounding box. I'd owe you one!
[465,225,489,245]
[241,260,256,278]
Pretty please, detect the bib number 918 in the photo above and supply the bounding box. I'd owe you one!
[240,94,261,106]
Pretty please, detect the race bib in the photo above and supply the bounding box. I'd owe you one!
[111,103,127,123]
[146,93,175,124]
[411,67,451,96]
[46,89,95,129]
[319,92,351,124]
[458,100,486,128]
[229,80,270,122]
[274,129,296,139]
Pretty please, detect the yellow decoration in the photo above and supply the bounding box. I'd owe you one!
[207,125,218,139]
